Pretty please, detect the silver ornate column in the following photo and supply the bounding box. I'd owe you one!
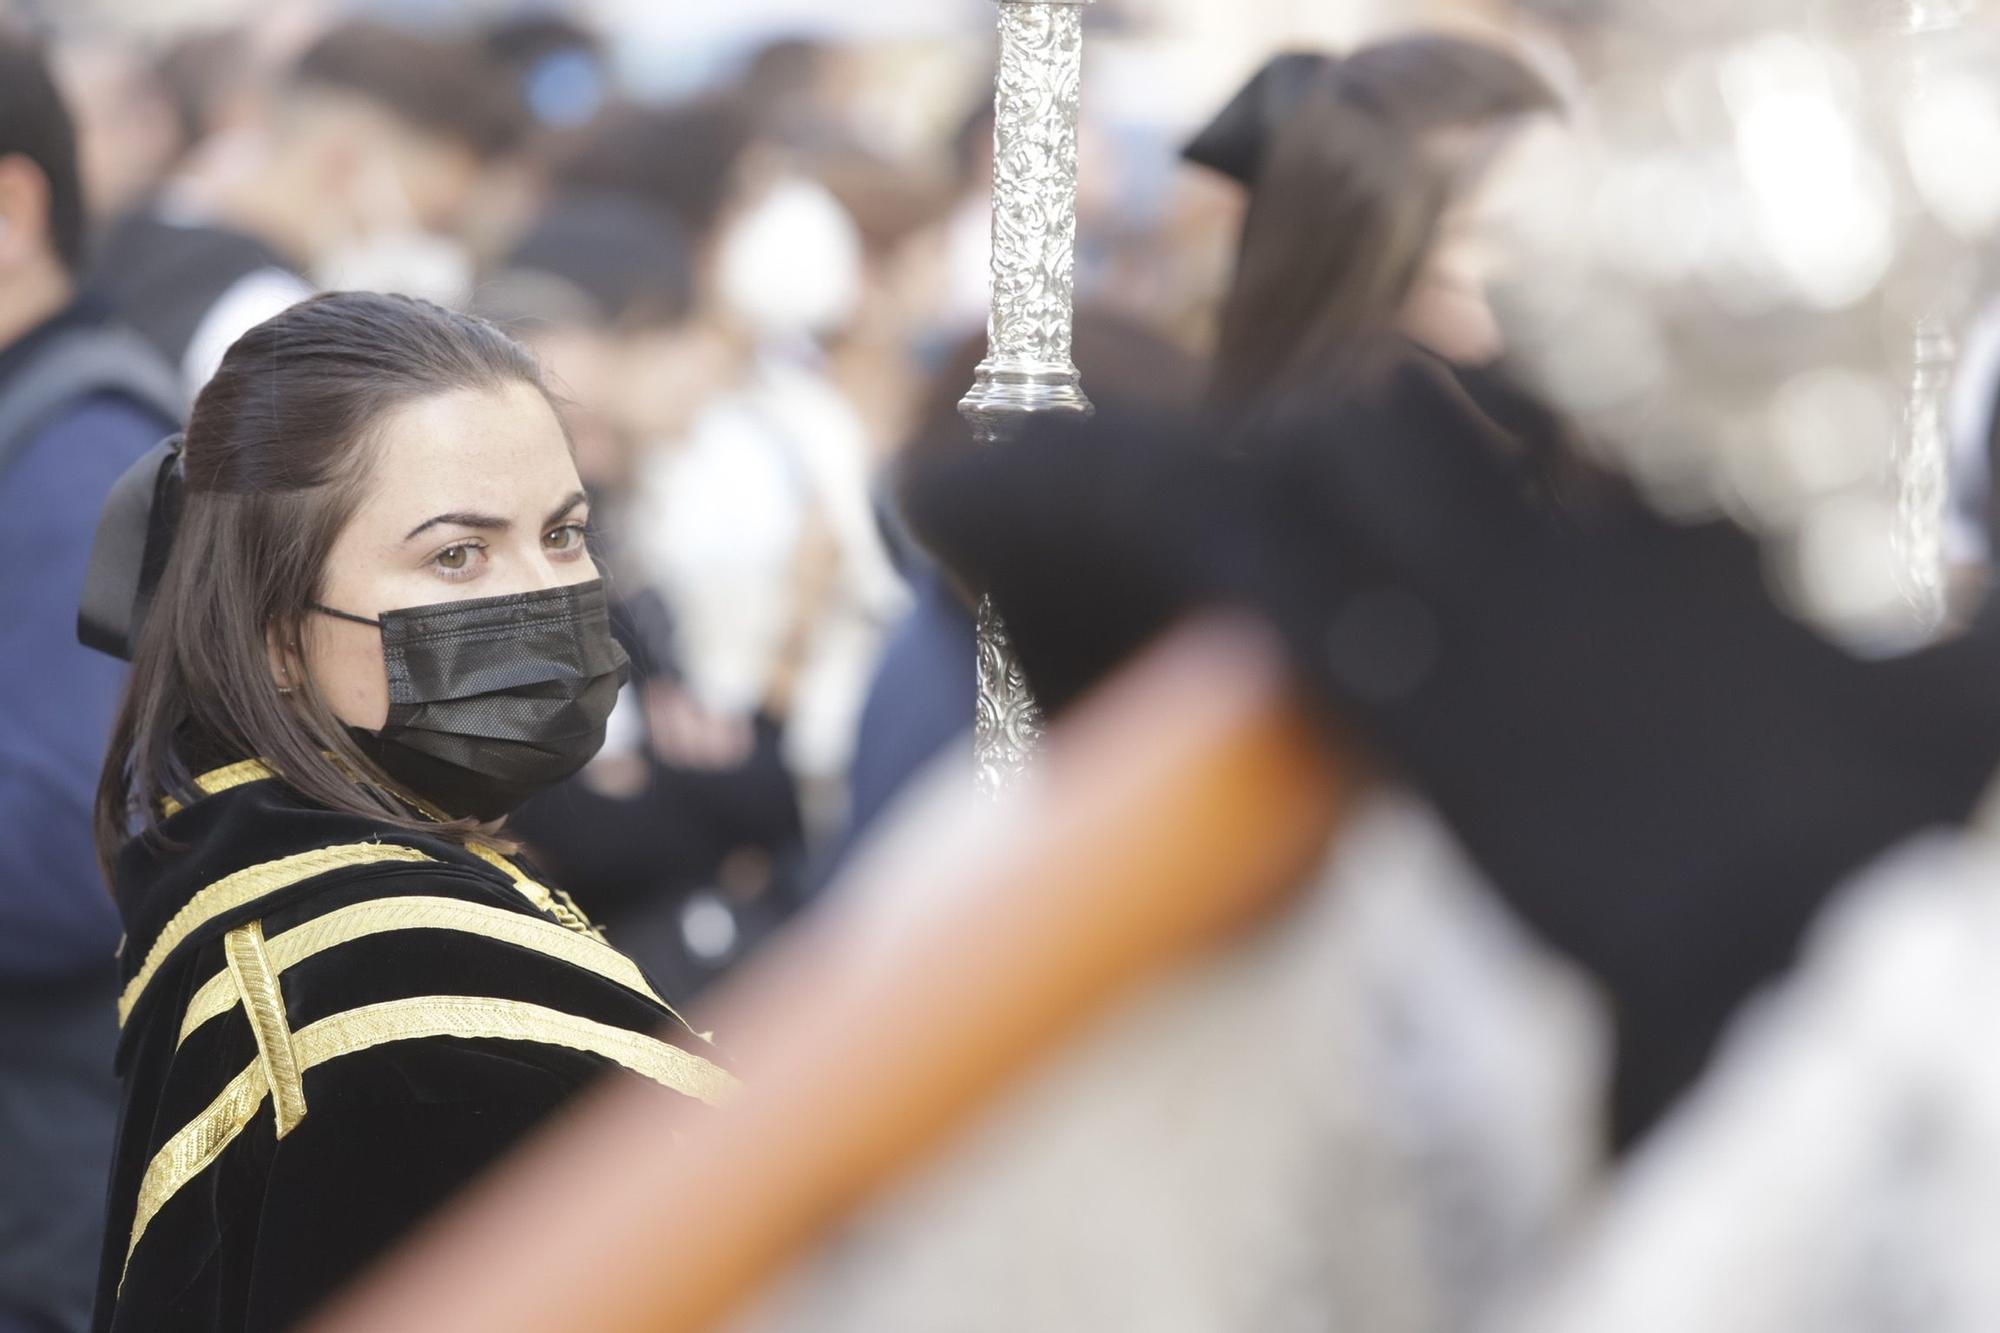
[1890,0,1974,632]
[961,0,1095,795]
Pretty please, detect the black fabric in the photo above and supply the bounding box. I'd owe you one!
[84,209,296,371]
[94,772,711,1332]
[77,434,182,661]
[906,351,2000,1150]
[511,714,806,1001]
[336,579,631,820]
[1182,51,1338,186]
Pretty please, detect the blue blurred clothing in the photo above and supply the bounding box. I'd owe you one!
[0,302,176,1333]
[0,334,170,980]
[820,565,975,886]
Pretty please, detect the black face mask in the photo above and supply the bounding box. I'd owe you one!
[314,579,629,821]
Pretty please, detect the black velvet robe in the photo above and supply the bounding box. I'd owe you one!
[91,761,731,1332]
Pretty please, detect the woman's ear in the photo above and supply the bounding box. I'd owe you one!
[264,622,302,696]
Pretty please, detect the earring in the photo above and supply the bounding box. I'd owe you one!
[276,665,295,697]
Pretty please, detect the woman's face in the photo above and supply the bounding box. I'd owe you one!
[1401,116,1571,366]
[301,380,595,730]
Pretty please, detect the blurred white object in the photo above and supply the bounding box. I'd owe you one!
[313,229,474,310]
[715,177,865,344]
[741,791,1607,1333]
[179,262,313,397]
[1507,826,2000,1333]
[634,354,907,786]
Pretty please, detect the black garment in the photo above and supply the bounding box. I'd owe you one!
[94,764,729,1332]
[906,351,2000,1149]
[85,208,297,373]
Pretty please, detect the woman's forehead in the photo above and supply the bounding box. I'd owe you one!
[358,383,581,527]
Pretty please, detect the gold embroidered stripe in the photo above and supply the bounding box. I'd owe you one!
[290,996,735,1104]
[159,759,278,816]
[222,922,307,1138]
[177,896,670,1046]
[468,841,597,932]
[462,845,713,1043]
[124,995,735,1282]
[123,1062,268,1279]
[118,843,437,1026]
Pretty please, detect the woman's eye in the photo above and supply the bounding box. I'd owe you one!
[545,523,588,553]
[431,542,485,577]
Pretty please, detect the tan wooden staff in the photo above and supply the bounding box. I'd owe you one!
[306,618,1352,1333]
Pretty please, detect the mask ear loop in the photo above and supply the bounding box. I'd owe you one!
[311,603,383,628]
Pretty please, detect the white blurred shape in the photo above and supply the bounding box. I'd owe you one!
[716,177,865,343]
[1590,155,1715,283]
[1719,36,1892,311]
[1768,368,1895,497]
[1903,75,2000,240]
[1734,87,1893,310]
[1536,302,1665,415]
[1785,495,1923,653]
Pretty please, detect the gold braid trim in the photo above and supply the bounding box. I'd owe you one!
[123,996,735,1286]
[159,759,277,816]
[118,843,438,1026]
[222,922,307,1138]
[289,997,735,1104]
[467,841,605,938]
[178,896,674,1046]
[123,1062,269,1281]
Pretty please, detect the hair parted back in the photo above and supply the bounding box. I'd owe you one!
[95,291,560,870]
[1211,33,1559,406]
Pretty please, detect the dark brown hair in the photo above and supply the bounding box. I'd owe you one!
[292,20,527,160]
[1210,34,1559,406]
[0,22,85,273]
[94,291,558,867]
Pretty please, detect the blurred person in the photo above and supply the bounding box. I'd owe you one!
[748,32,2000,1329]
[454,14,617,271]
[87,19,527,397]
[479,13,610,134]
[84,292,728,1331]
[559,97,907,823]
[148,27,260,159]
[548,97,756,251]
[0,29,182,1333]
[1194,40,1562,403]
[52,33,185,231]
[471,193,808,998]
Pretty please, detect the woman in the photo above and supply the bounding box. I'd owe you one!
[1192,36,1562,404]
[84,291,731,1332]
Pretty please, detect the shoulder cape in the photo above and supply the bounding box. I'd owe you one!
[94,761,732,1333]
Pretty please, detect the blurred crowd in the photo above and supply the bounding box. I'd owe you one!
[17,1,2000,1330]
[22,6,1266,1000]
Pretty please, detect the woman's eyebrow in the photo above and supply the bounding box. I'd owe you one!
[404,510,510,541]
[543,490,588,528]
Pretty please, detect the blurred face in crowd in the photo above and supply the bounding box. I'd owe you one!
[55,39,181,223]
[608,321,741,445]
[0,150,69,337]
[1400,114,1569,366]
[266,89,483,262]
[524,322,634,495]
[295,380,595,729]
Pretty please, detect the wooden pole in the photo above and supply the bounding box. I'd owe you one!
[307,618,1351,1333]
